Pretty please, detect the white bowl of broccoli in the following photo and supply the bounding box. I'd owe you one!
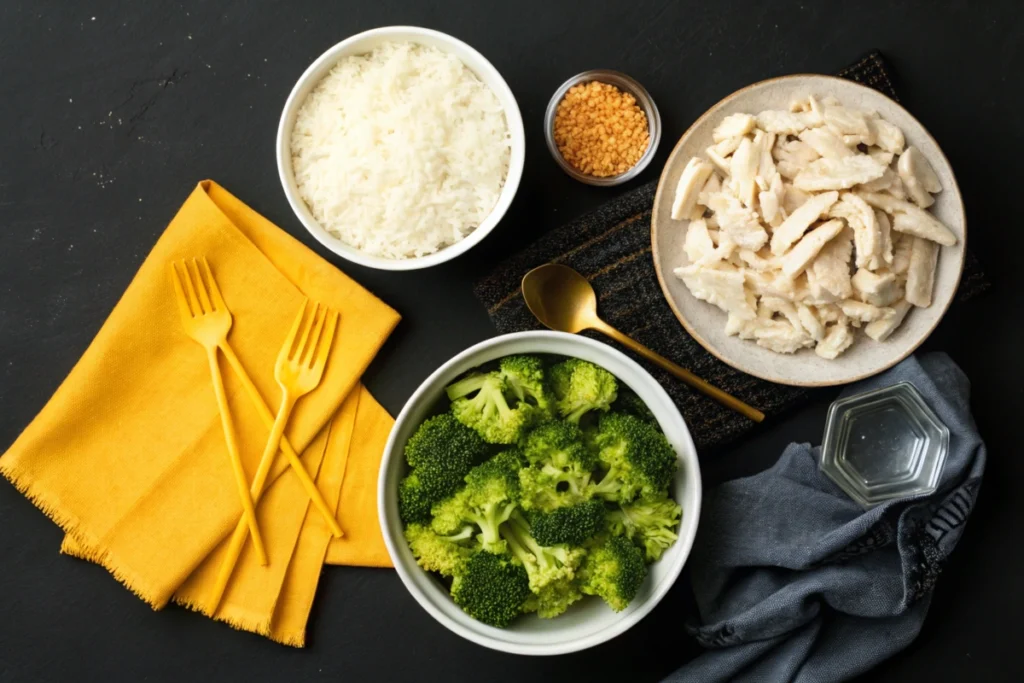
[378,330,702,655]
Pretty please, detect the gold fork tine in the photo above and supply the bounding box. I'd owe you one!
[278,298,309,365]
[299,306,327,368]
[177,261,203,315]
[291,302,320,361]
[311,309,339,372]
[199,257,226,311]
[187,258,213,313]
[169,264,195,322]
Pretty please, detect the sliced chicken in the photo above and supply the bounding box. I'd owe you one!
[671,157,715,220]
[840,299,892,324]
[674,265,756,320]
[770,190,840,255]
[705,192,769,251]
[730,137,759,209]
[815,321,855,359]
[798,127,854,159]
[756,109,822,135]
[858,167,899,193]
[806,225,853,300]
[738,248,776,271]
[890,232,914,275]
[782,185,811,214]
[753,320,815,354]
[851,268,902,307]
[794,155,887,191]
[905,236,940,307]
[869,118,905,154]
[744,269,798,300]
[759,295,804,331]
[705,146,732,176]
[868,148,895,167]
[797,304,825,341]
[713,113,756,142]
[682,218,715,263]
[864,300,913,341]
[891,207,957,246]
[758,131,779,185]
[697,173,722,208]
[822,105,872,141]
[774,138,821,165]
[780,218,845,278]
[897,146,943,208]
[868,209,894,270]
[829,192,880,268]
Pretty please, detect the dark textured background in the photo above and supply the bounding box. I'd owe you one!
[1,1,1022,681]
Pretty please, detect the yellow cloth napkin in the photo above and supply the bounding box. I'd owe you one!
[1,181,399,645]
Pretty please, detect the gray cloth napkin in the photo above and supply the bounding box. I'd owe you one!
[668,352,986,683]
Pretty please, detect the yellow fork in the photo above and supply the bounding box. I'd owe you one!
[209,299,339,612]
[170,259,267,566]
[196,262,343,540]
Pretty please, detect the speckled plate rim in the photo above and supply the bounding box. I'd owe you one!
[650,74,967,388]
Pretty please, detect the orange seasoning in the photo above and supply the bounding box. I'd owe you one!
[553,81,650,177]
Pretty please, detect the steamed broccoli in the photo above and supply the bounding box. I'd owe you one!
[404,413,490,470]
[529,499,607,547]
[588,412,677,503]
[518,421,597,511]
[447,372,537,444]
[451,550,532,627]
[498,355,554,417]
[612,387,657,424]
[431,450,523,553]
[404,523,475,577]
[607,495,682,562]
[398,464,470,525]
[578,535,647,612]
[501,512,586,618]
[549,359,618,424]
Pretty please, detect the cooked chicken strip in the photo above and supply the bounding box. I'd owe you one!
[782,186,811,214]
[891,208,957,246]
[890,232,914,275]
[730,137,759,209]
[897,146,943,208]
[869,209,894,269]
[905,236,940,307]
[794,155,887,191]
[683,218,715,263]
[705,146,732,176]
[671,157,715,220]
[869,118,905,154]
[770,190,840,255]
[757,110,822,135]
[713,113,756,142]
[705,192,769,251]
[815,321,854,359]
[712,135,744,157]
[674,265,756,320]
[864,300,913,341]
[797,304,825,341]
[840,299,892,323]
[851,268,902,307]
[798,127,854,159]
[828,192,880,268]
[822,105,872,141]
[697,173,722,208]
[780,218,845,278]
[807,225,853,299]
[858,167,898,193]
[868,148,895,167]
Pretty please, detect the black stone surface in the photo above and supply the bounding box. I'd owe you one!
[1,1,1021,681]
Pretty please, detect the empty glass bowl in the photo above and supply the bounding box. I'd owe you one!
[820,382,949,508]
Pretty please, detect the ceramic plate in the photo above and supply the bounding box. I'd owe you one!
[651,75,965,387]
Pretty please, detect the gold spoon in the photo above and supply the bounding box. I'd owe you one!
[521,263,765,423]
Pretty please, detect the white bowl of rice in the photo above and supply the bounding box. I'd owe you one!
[277,26,525,271]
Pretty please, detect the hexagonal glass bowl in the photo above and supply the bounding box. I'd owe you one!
[820,382,949,508]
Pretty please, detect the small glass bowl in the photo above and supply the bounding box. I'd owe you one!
[820,382,950,509]
[544,69,662,187]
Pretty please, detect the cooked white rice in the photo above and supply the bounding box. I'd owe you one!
[290,41,511,260]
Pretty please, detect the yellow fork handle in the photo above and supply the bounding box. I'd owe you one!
[206,349,268,565]
[219,342,344,539]
[209,392,296,613]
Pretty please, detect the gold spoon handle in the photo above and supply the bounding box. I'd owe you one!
[590,319,765,423]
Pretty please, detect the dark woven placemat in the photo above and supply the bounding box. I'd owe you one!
[475,52,988,450]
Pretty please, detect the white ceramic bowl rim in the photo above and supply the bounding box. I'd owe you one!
[377,330,702,655]
[276,26,526,271]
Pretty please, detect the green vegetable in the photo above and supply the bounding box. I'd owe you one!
[607,495,682,562]
[612,387,657,424]
[578,535,647,612]
[529,499,607,547]
[501,512,586,618]
[549,358,618,424]
[498,355,554,417]
[451,551,532,627]
[447,372,537,444]
[431,450,523,553]
[588,412,677,503]
[518,421,597,511]
[404,523,475,577]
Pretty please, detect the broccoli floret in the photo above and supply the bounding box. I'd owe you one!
[447,372,537,444]
[578,535,647,612]
[498,355,554,417]
[517,421,597,511]
[588,413,677,503]
[611,387,657,424]
[404,413,490,470]
[451,551,532,627]
[529,499,607,547]
[607,495,682,562]
[404,523,475,577]
[431,450,523,553]
[548,359,618,424]
[501,512,586,619]
[400,462,476,525]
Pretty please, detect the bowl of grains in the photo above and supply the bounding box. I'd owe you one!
[545,70,661,186]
